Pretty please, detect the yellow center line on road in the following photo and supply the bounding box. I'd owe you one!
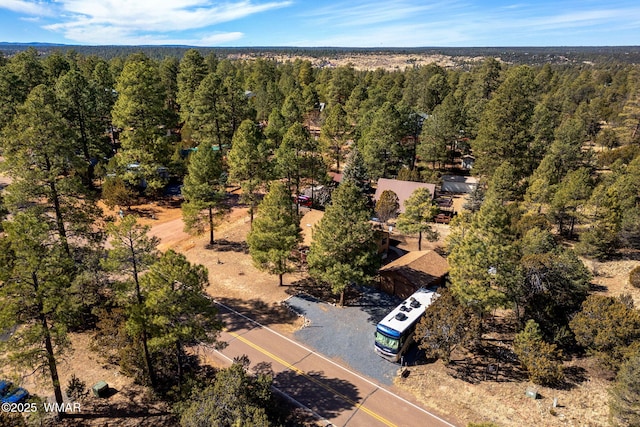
[225,329,397,427]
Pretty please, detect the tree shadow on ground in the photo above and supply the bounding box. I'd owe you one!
[273,369,360,421]
[350,285,402,325]
[285,277,359,306]
[285,278,396,319]
[61,385,175,426]
[458,341,527,384]
[207,239,249,253]
[558,365,589,390]
[125,206,159,219]
[215,297,299,332]
[589,283,608,292]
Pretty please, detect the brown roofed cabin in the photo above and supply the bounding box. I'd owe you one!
[378,250,449,299]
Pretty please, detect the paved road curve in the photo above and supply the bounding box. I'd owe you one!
[207,300,458,427]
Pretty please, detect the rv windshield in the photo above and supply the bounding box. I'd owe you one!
[375,331,399,351]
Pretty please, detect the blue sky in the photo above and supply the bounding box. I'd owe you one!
[0,0,638,47]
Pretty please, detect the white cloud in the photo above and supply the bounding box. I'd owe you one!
[51,0,292,32]
[1,0,290,44]
[0,0,52,15]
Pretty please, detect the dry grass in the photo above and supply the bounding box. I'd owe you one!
[395,256,640,427]
[397,358,611,427]
[7,194,639,427]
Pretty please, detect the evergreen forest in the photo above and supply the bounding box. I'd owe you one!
[0,45,639,426]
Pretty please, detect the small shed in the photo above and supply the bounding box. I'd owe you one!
[441,175,478,194]
[373,179,436,213]
[378,251,449,299]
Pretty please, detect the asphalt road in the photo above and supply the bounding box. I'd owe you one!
[207,300,458,427]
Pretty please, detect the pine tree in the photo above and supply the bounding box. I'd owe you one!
[307,182,378,306]
[1,84,100,258]
[418,113,450,170]
[281,93,302,127]
[247,182,302,286]
[141,250,222,384]
[513,320,564,385]
[321,104,349,171]
[182,143,226,246]
[472,66,536,178]
[396,187,439,251]
[104,215,159,388]
[0,212,76,412]
[111,54,170,193]
[264,107,287,148]
[0,66,27,131]
[275,123,315,214]
[361,102,403,179]
[188,68,253,154]
[447,196,520,313]
[56,68,110,184]
[228,120,271,225]
[342,147,369,192]
[6,47,45,92]
[375,190,400,223]
[415,289,481,364]
[552,167,592,238]
[176,49,208,125]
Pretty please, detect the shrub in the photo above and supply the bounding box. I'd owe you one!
[375,190,399,223]
[570,294,640,371]
[575,223,620,260]
[65,374,87,401]
[102,176,136,209]
[630,266,640,288]
[610,354,640,426]
[513,320,564,386]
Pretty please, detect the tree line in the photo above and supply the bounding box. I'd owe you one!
[0,45,640,425]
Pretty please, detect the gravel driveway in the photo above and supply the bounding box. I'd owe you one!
[285,287,424,385]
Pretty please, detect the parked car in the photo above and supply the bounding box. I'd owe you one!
[297,195,313,207]
[0,380,29,403]
[3,387,29,403]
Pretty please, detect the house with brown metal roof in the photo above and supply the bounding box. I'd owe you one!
[373,178,436,213]
[378,250,449,298]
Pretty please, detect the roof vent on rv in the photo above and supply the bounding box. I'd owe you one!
[410,299,421,309]
[399,305,412,312]
[395,312,408,321]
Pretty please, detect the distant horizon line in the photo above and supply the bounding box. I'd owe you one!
[1,42,639,50]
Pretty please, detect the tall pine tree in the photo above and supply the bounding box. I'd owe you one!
[396,187,439,250]
[182,143,226,246]
[307,182,378,306]
[104,215,159,388]
[247,182,301,286]
[0,212,76,411]
[228,120,270,225]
